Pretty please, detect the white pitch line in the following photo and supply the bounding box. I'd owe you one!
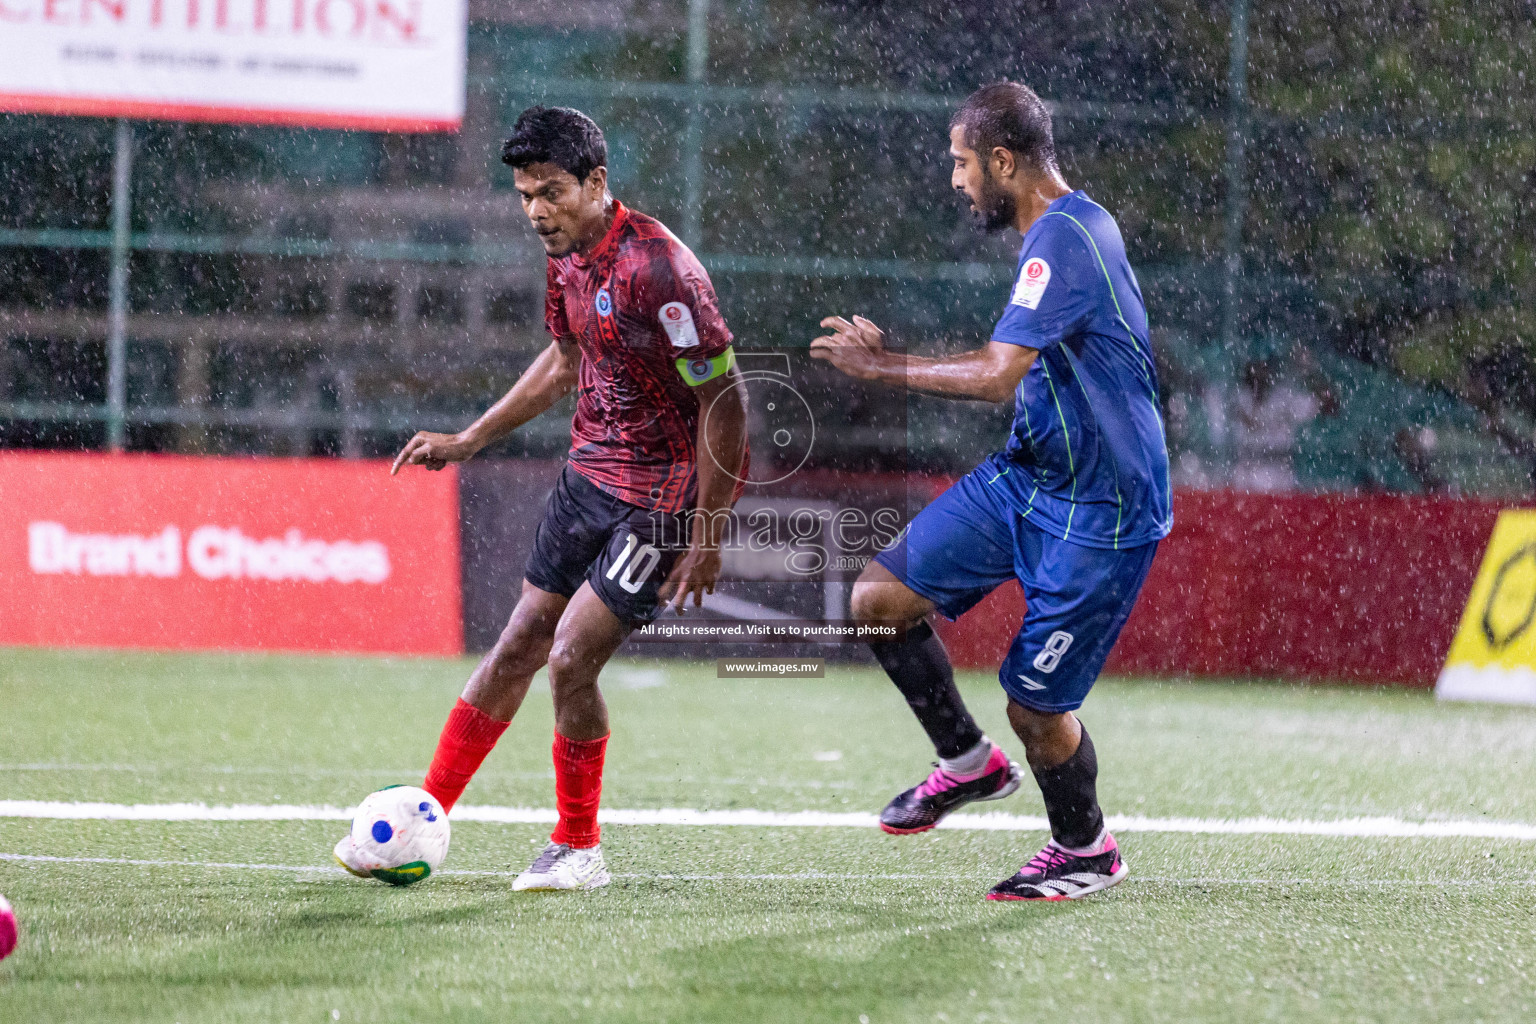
[2,801,1535,841]
[0,853,940,881]
[0,851,349,874]
[0,801,354,822]
[0,764,861,791]
[3,854,1534,888]
[1134,875,1536,888]
[1101,813,1536,841]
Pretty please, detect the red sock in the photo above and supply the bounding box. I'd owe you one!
[422,699,509,813]
[550,732,608,849]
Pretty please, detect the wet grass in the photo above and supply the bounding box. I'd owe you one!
[2,648,1535,1023]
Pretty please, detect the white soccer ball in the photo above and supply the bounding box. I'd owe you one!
[348,786,450,886]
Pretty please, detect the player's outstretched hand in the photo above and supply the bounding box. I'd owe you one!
[390,431,479,475]
[810,316,889,381]
[659,544,722,614]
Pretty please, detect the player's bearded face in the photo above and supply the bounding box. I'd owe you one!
[973,164,1017,233]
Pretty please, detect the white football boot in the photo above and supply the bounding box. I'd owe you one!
[512,841,611,891]
[332,833,376,879]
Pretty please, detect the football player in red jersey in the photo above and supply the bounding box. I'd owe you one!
[334,106,748,891]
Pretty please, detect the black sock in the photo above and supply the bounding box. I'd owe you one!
[869,621,984,759]
[1032,722,1104,849]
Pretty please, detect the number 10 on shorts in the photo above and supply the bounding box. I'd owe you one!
[605,534,662,594]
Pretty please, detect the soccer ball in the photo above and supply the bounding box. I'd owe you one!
[348,786,450,886]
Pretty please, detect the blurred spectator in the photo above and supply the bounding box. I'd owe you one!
[1224,352,1339,492]
[1155,336,1223,489]
[1392,426,1450,494]
[1463,359,1536,494]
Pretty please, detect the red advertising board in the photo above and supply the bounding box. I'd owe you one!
[0,451,461,656]
[933,488,1508,686]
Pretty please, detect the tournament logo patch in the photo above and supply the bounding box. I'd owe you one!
[658,301,701,348]
[595,288,613,317]
[1010,257,1052,310]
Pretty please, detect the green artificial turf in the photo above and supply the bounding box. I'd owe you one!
[2,648,1535,1023]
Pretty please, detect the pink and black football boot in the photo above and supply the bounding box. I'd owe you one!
[879,743,1023,834]
[986,832,1128,901]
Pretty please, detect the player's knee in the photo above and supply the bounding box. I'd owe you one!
[544,641,577,682]
[850,581,922,627]
[849,584,880,624]
[1007,701,1068,743]
[496,614,551,649]
[489,618,554,675]
[545,639,598,692]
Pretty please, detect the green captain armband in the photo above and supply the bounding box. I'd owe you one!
[676,347,736,386]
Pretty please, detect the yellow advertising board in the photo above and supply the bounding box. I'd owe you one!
[1437,509,1536,704]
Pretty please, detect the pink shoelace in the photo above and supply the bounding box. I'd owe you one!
[913,749,999,799]
[914,766,967,799]
[1022,843,1075,877]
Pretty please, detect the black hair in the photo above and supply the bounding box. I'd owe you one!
[500,105,607,182]
[950,81,1057,173]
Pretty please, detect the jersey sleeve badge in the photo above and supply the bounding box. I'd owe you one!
[658,301,701,348]
[1010,257,1052,310]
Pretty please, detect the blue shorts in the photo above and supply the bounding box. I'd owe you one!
[874,462,1158,713]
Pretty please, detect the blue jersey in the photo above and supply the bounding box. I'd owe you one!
[987,191,1172,549]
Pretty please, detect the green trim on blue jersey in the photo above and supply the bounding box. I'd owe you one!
[1041,210,1155,389]
[1039,359,1078,539]
[1041,207,1172,530]
[1059,346,1128,548]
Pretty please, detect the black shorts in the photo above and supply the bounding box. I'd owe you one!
[523,465,688,625]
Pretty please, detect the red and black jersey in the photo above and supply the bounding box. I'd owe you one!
[545,200,745,512]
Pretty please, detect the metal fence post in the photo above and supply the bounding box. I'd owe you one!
[106,118,134,451]
[339,363,362,459]
[680,0,710,250]
[1221,0,1250,354]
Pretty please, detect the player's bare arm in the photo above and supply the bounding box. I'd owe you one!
[341,106,759,894]
[810,316,1037,403]
[391,337,581,475]
[833,83,1172,902]
[660,365,747,611]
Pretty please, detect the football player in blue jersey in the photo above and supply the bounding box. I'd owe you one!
[811,81,1172,901]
